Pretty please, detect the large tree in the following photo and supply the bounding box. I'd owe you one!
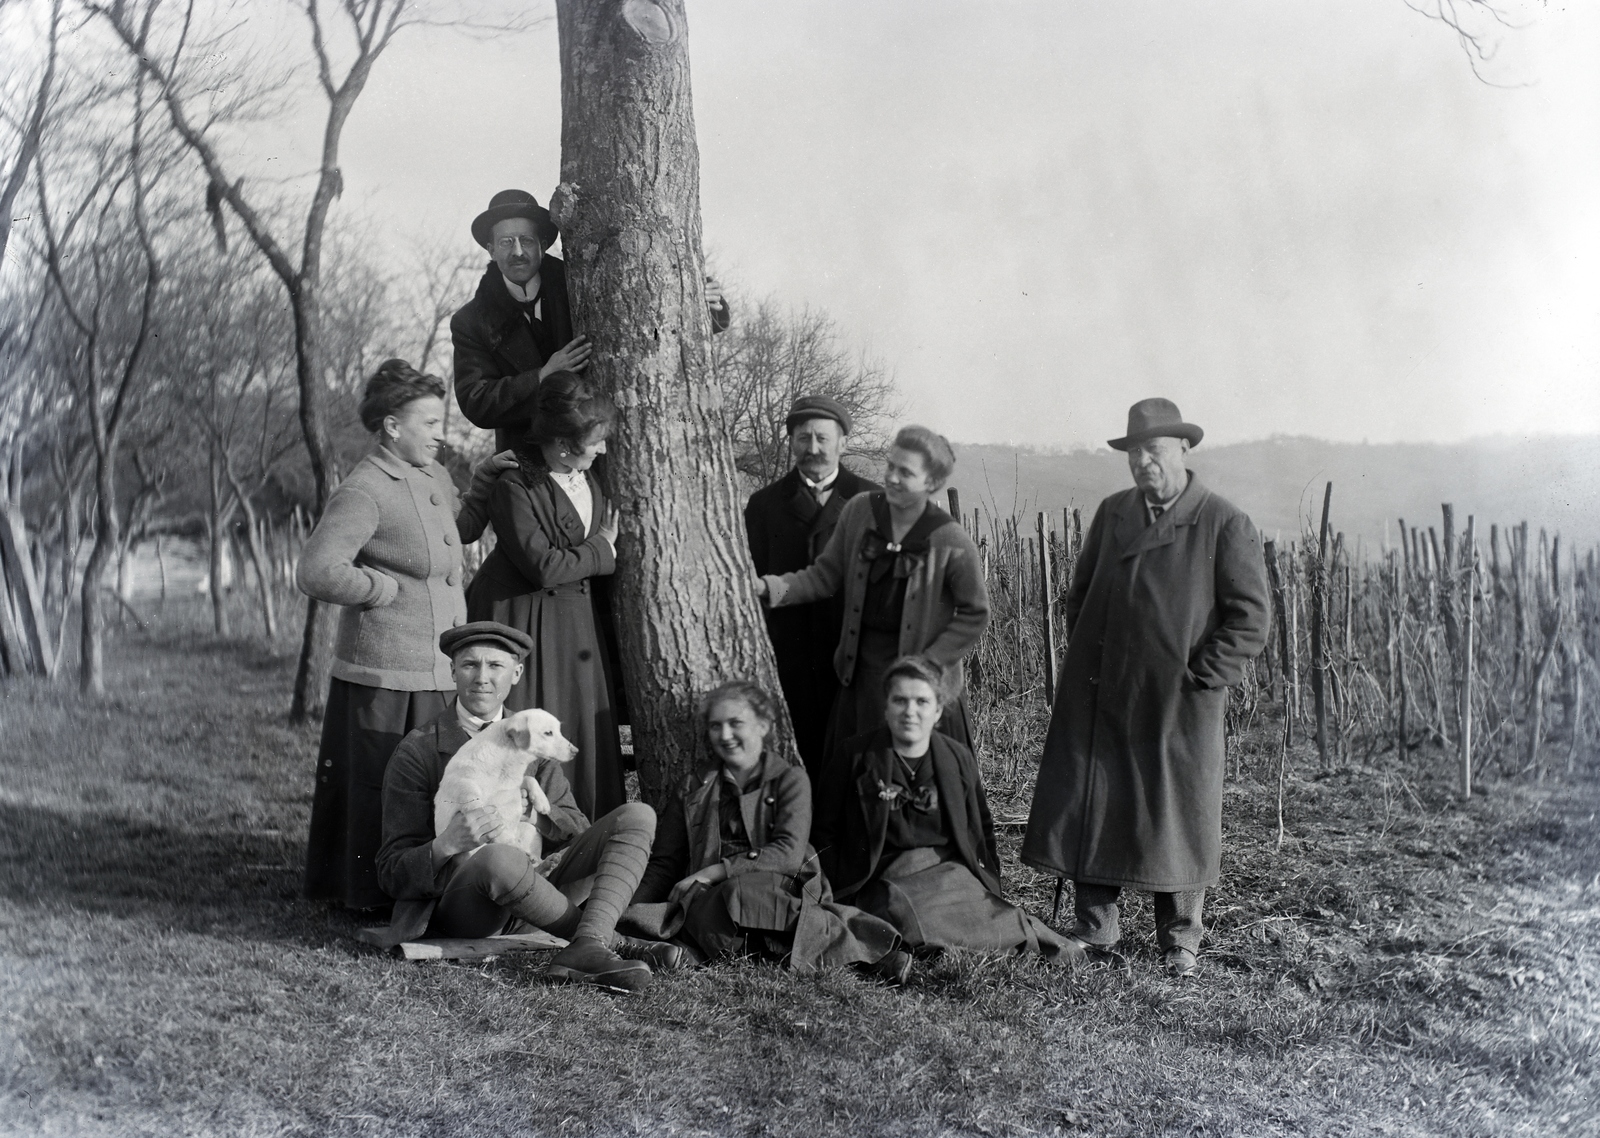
[553,0,793,801]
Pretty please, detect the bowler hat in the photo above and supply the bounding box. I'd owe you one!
[1107,398,1204,451]
[785,394,853,436]
[470,189,558,250]
[439,621,534,661]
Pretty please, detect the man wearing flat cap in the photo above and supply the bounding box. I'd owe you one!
[1022,399,1270,977]
[375,621,685,992]
[451,188,731,450]
[743,396,881,773]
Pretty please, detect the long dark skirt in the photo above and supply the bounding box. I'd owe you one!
[468,584,626,821]
[824,628,974,764]
[304,679,447,910]
[854,847,1068,957]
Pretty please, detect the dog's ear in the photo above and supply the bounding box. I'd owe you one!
[503,718,532,751]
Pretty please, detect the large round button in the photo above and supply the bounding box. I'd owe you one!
[444,533,456,546]
[431,492,443,505]
[453,616,464,627]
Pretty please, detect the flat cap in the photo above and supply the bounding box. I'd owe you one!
[784,394,853,436]
[439,621,533,661]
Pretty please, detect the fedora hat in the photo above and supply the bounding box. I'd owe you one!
[470,189,558,250]
[1107,398,1204,451]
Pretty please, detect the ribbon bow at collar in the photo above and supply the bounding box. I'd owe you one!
[860,494,954,579]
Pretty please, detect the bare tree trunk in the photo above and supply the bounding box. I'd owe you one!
[207,442,233,637]
[219,455,280,640]
[554,0,791,803]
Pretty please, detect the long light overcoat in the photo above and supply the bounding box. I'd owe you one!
[1021,472,1270,891]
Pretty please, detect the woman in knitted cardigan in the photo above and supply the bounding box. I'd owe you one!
[296,359,512,910]
[755,426,989,771]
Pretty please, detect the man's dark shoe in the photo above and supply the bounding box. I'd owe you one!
[1164,947,1198,978]
[1063,932,1123,965]
[547,936,653,993]
[614,935,700,973]
[866,948,914,986]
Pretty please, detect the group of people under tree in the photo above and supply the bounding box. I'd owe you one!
[295,187,1272,990]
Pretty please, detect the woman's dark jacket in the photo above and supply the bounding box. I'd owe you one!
[633,753,811,904]
[811,728,1002,902]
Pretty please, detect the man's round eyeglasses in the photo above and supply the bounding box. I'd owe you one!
[494,236,541,253]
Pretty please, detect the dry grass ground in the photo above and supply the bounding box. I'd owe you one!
[2,603,1596,1137]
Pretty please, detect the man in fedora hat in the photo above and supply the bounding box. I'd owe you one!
[1021,398,1270,977]
[376,621,687,992]
[743,395,881,772]
[451,189,731,450]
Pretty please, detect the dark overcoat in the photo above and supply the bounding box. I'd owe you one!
[813,728,1003,902]
[465,463,627,819]
[1021,473,1270,891]
[451,259,575,451]
[743,466,880,768]
[451,258,729,451]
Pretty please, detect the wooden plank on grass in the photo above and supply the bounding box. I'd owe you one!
[357,926,569,960]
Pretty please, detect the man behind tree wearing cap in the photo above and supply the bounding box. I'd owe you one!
[1021,399,1270,978]
[451,189,732,450]
[376,621,686,992]
[743,396,881,773]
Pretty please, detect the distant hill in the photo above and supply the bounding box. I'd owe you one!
[944,436,1600,555]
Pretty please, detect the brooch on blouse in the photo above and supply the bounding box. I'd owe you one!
[875,778,937,813]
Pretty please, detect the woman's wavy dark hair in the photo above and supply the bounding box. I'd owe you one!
[882,655,950,704]
[524,371,618,454]
[697,680,779,736]
[891,425,957,488]
[358,358,446,433]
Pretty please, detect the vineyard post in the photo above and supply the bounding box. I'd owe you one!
[947,487,961,525]
[1312,481,1332,767]
[1264,539,1292,742]
[1460,515,1476,797]
[1037,511,1056,705]
[1394,554,1409,756]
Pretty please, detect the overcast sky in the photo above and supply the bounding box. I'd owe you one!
[39,0,1600,449]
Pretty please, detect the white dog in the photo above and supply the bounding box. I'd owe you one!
[433,708,579,862]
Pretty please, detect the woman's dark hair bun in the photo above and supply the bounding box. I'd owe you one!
[358,359,446,434]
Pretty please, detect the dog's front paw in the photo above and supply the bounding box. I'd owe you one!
[522,775,552,817]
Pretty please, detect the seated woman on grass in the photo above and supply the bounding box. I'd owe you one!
[627,680,911,981]
[812,656,1082,961]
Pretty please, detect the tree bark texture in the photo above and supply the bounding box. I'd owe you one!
[554,0,792,804]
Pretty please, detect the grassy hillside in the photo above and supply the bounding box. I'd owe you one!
[947,435,1600,552]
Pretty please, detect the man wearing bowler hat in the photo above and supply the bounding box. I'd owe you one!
[451,189,731,450]
[743,396,880,772]
[375,621,687,992]
[1021,399,1270,977]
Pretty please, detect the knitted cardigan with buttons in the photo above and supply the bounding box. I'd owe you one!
[297,446,491,691]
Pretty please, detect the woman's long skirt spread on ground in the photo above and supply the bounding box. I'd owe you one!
[853,847,1068,956]
[304,678,446,910]
[622,867,901,972]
